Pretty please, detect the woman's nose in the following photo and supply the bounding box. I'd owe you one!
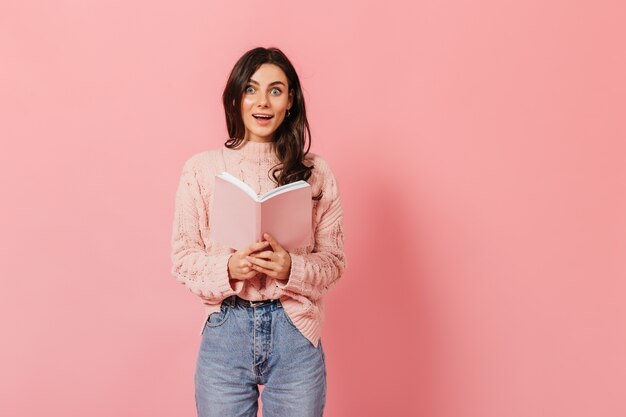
[256,94,269,106]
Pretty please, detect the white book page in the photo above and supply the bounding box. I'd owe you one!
[259,181,310,202]
[217,172,259,201]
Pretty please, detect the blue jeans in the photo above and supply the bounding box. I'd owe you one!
[194,295,327,417]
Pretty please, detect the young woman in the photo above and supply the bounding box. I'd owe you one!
[170,46,347,417]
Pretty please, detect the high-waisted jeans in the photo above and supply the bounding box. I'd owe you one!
[194,295,327,417]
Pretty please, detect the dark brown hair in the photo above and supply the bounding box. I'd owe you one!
[222,46,322,201]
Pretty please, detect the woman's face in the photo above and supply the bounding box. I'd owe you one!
[241,63,294,143]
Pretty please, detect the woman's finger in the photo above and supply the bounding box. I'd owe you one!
[247,255,277,272]
[262,233,284,253]
[250,263,274,275]
[248,250,274,260]
[244,240,270,256]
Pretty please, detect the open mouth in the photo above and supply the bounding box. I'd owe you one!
[252,114,274,120]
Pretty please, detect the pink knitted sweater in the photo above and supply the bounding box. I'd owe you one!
[170,139,346,347]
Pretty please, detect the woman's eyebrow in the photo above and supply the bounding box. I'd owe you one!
[248,79,286,87]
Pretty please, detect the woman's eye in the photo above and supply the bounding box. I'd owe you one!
[245,85,281,95]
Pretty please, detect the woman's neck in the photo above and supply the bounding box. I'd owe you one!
[228,138,278,162]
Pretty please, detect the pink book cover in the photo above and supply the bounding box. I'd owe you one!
[209,172,313,251]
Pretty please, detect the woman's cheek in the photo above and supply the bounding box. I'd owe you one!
[241,96,255,107]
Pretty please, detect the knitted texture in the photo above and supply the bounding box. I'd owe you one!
[170,139,347,347]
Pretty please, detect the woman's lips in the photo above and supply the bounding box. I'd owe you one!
[253,115,273,126]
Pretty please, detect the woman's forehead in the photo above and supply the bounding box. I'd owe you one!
[249,64,287,83]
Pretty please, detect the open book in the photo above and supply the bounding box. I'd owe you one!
[209,171,313,251]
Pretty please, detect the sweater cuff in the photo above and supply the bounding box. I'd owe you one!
[276,253,307,293]
[212,253,242,298]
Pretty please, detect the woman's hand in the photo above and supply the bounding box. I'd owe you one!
[228,240,271,280]
[246,233,292,282]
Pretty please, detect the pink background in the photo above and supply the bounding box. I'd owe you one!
[2,1,625,416]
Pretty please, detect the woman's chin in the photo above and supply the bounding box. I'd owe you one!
[247,129,276,141]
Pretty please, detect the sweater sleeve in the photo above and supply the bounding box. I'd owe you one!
[276,162,347,301]
[170,159,242,302]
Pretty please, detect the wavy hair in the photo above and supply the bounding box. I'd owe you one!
[222,46,322,201]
